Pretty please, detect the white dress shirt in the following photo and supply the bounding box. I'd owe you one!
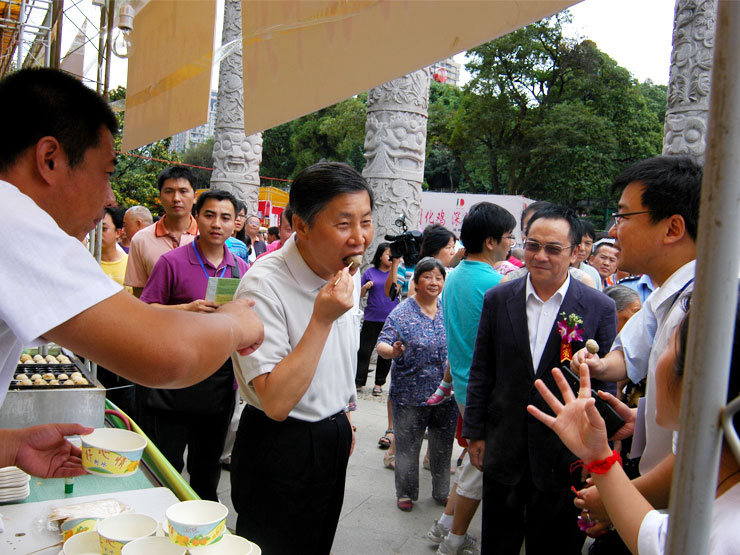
[526,274,571,370]
[231,234,361,422]
[612,260,695,472]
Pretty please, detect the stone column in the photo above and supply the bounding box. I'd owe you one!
[663,0,716,164]
[362,68,431,265]
[210,0,262,213]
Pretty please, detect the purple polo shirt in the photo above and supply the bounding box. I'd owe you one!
[362,266,398,322]
[140,239,248,305]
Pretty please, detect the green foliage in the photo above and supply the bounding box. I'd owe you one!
[180,137,214,190]
[109,86,180,216]
[425,13,667,229]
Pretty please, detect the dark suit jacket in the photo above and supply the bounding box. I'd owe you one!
[462,275,617,492]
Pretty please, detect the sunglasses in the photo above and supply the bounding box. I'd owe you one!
[524,240,574,257]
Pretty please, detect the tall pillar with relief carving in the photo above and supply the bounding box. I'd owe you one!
[210,0,262,213]
[362,68,431,265]
[663,0,716,164]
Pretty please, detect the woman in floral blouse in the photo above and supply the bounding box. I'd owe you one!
[377,257,459,512]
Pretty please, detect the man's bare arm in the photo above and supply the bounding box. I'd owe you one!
[571,347,628,382]
[44,290,263,388]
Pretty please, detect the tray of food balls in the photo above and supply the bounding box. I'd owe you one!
[13,352,94,389]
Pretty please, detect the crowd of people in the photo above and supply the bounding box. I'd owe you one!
[0,67,738,555]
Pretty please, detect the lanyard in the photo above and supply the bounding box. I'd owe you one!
[192,241,227,280]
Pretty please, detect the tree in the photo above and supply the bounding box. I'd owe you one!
[180,137,214,190]
[429,13,666,226]
[109,86,180,215]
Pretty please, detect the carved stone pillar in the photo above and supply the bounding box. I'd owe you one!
[210,0,262,213]
[362,68,431,266]
[663,0,716,164]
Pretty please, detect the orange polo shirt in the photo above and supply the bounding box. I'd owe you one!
[123,215,198,288]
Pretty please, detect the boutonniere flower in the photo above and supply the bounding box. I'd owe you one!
[558,312,584,362]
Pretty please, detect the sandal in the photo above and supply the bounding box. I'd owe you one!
[378,428,393,450]
[397,497,413,511]
[383,452,395,470]
[372,385,383,396]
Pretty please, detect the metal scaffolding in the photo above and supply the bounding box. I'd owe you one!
[0,0,54,75]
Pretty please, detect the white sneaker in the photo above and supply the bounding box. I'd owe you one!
[436,533,480,555]
[426,520,450,543]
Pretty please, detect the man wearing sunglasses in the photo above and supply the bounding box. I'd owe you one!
[464,204,617,554]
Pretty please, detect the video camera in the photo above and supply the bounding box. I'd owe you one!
[384,213,423,267]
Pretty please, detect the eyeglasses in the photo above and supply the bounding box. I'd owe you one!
[235,214,246,220]
[498,234,516,243]
[610,210,649,227]
[523,240,574,256]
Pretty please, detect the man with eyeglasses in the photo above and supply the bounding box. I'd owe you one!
[570,156,701,540]
[464,205,617,555]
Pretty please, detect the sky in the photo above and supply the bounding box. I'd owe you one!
[63,0,676,94]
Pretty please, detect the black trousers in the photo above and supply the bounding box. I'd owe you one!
[146,396,234,502]
[231,406,352,555]
[481,468,584,555]
[355,320,391,387]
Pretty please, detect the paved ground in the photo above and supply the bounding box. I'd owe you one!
[213,385,479,555]
[208,372,592,554]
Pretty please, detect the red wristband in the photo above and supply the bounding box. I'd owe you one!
[585,450,622,475]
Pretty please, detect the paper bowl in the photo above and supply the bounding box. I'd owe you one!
[122,536,187,555]
[166,500,228,548]
[188,534,255,554]
[62,530,100,555]
[80,429,147,477]
[61,517,100,541]
[97,513,158,555]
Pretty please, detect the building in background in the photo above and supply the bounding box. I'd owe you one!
[170,90,219,152]
[429,57,461,87]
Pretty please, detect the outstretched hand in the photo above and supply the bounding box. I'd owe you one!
[9,423,94,478]
[526,363,611,463]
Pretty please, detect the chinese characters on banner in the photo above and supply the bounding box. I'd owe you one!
[419,192,535,244]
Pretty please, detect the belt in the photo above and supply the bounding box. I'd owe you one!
[247,404,346,425]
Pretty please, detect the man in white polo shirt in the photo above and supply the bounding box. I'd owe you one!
[0,68,263,478]
[231,161,373,554]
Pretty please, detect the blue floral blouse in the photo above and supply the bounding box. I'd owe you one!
[377,297,448,406]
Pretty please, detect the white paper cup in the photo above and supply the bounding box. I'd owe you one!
[98,513,158,555]
[81,428,147,477]
[122,535,187,555]
[188,534,254,554]
[166,500,228,548]
[62,530,100,555]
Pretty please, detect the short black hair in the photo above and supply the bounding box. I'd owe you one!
[521,200,552,232]
[267,226,279,237]
[0,68,117,172]
[460,202,516,254]
[104,206,124,230]
[580,219,596,242]
[281,205,293,227]
[371,242,391,269]
[611,156,702,241]
[419,224,456,259]
[413,256,446,283]
[525,204,581,247]
[194,189,238,216]
[289,161,373,225]
[157,165,196,192]
[592,241,618,256]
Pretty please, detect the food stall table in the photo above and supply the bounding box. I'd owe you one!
[0,487,179,554]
